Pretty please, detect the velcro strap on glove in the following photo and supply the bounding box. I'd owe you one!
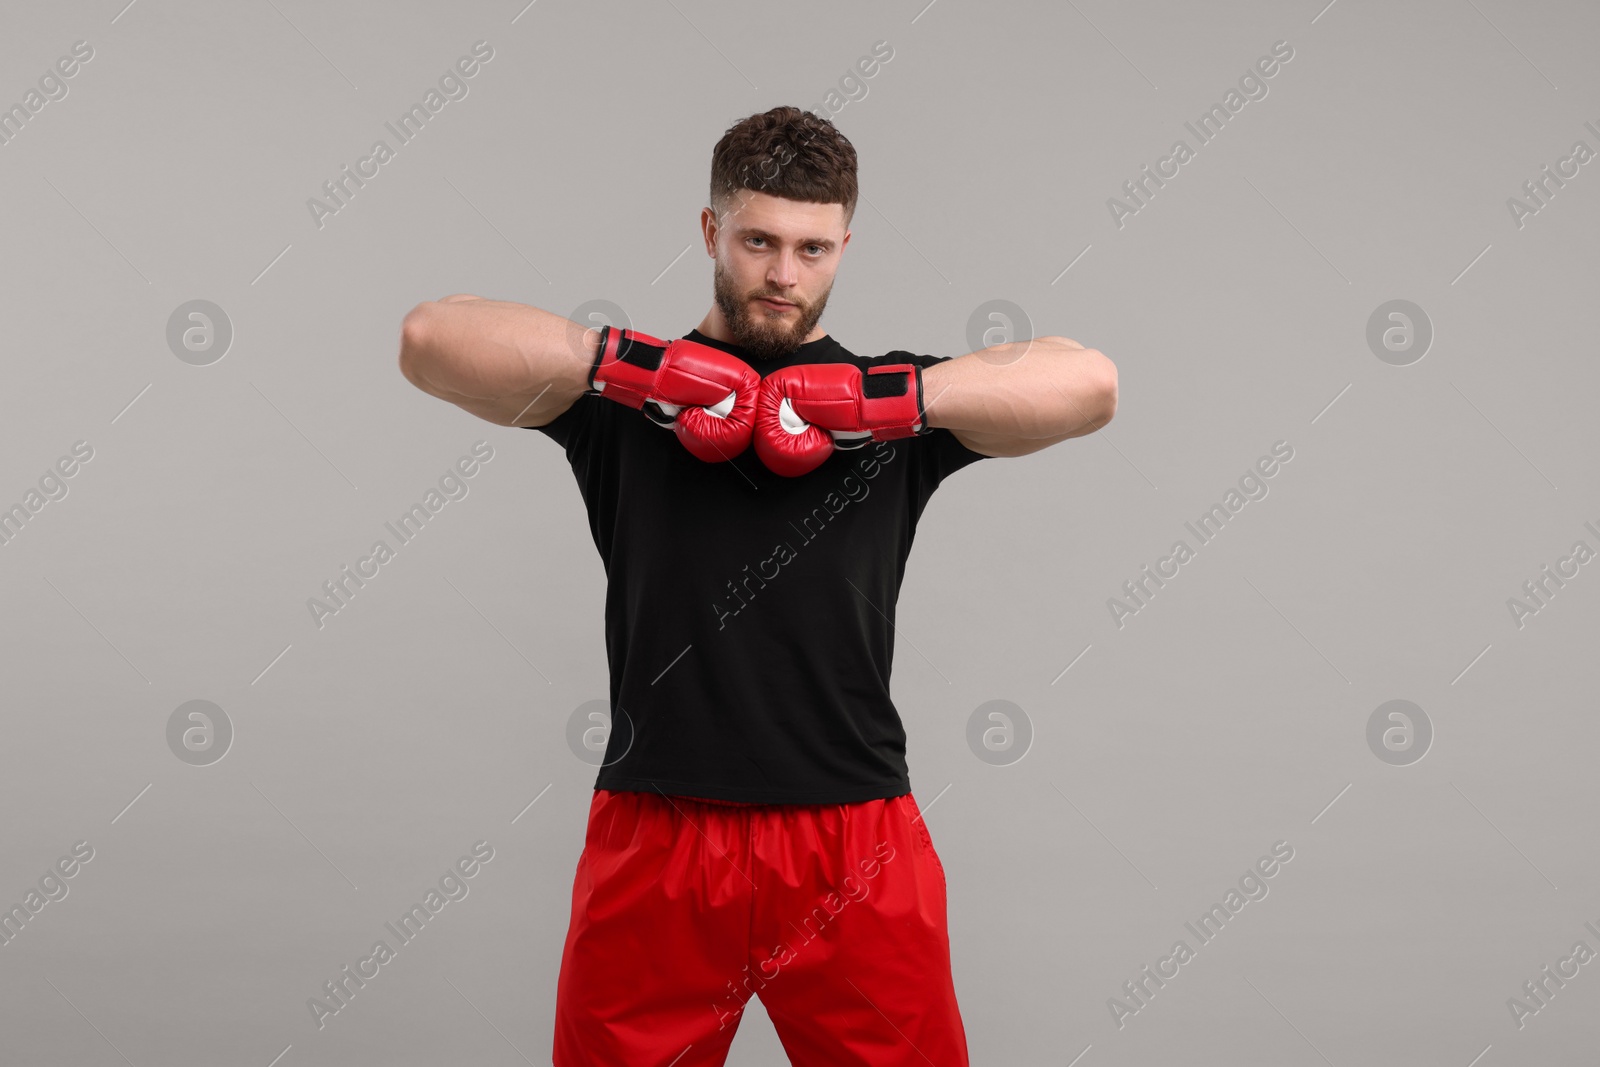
[589,326,683,426]
[587,326,666,402]
[859,363,932,440]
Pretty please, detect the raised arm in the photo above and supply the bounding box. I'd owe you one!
[397,294,597,428]
[921,336,1117,458]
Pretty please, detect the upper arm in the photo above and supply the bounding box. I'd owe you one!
[950,412,1109,458]
[515,390,581,429]
[952,415,1115,459]
[524,389,599,456]
[946,426,1082,459]
[453,384,582,429]
[947,427,1014,458]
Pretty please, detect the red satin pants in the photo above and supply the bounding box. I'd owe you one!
[552,788,969,1066]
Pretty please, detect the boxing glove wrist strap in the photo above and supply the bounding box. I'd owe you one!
[859,363,933,440]
[587,325,668,406]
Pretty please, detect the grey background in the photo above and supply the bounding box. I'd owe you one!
[2,0,1597,1063]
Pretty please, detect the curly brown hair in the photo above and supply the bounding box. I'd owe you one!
[708,106,858,227]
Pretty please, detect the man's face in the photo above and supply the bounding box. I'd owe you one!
[702,190,850,360]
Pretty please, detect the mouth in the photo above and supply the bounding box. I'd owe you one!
[756,297,796,311]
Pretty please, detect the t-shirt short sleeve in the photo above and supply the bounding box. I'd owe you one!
[525,391,597,460]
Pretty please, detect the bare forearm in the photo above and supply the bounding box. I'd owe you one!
[398,296,597,426]
[919,337,1116,440]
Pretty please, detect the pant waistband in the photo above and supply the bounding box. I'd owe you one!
[664,793,764,807]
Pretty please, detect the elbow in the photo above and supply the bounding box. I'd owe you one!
[1066,354,1116,435]
[1097,357,1118,427]
[399,294,484,382]
[397,302,438,386]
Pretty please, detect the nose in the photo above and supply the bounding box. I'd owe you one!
[767,250,799,289]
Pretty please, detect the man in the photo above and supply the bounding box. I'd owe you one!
[398,106,1115,1066]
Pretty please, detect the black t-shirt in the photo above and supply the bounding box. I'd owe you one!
[529,328,990,803]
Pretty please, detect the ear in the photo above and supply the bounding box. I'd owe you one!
[699,207,719,258]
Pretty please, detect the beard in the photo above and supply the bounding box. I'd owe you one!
[712,258,832,360]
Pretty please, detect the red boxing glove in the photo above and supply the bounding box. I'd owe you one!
[753,362,931,477]
[589,326,760,462]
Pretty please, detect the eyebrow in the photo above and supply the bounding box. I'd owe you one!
[734,227,836,250]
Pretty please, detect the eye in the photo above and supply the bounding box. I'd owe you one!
[806,245,824,255]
